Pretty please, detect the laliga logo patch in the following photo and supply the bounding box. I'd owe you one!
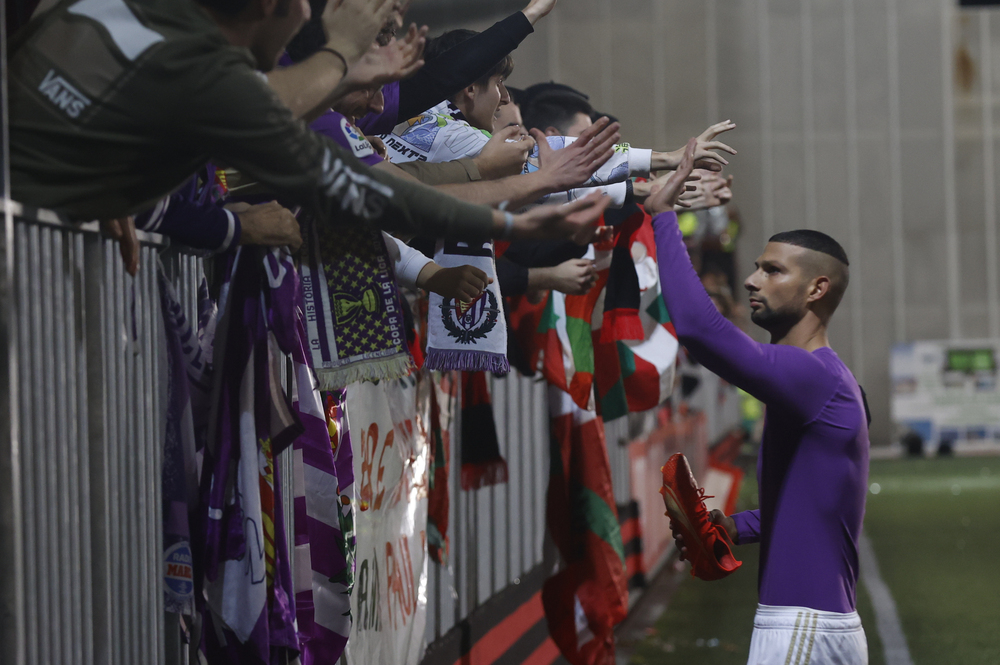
[341,117,374,158]
[441,290,499,344]
[164,542,194,605]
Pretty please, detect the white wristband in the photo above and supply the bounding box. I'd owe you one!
[501,212,515,240]
[498,200,515,240]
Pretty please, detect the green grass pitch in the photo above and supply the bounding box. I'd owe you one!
[627,454,1000,664]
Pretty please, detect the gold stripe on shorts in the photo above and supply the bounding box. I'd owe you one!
[784,611,804,665]
[793,612,812,665]
[801,613,820,665]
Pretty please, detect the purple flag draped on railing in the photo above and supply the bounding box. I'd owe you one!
[199,248,303,665]
[287,258,358,664]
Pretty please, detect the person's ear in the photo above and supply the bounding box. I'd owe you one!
[807,276,830,303]
[544,126,560,137]
[458,85,477,107]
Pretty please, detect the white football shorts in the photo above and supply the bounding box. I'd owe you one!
[747,604,868,665]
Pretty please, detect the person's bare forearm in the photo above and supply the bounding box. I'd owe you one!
[651,150,679,171]
[377,160,556,209]
[436,171,557,209]
[268,50,348,121]
[527,266,556,291]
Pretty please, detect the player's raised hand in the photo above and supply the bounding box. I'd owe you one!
[529,116,621,191]
[522,0,558,25]
[669,510,736,562]
[323,0,396,64]
[645,138,701,216]
[509,191,612,242]
[476,125,534,179]
[339,24,427,91]
[709,509,739,543]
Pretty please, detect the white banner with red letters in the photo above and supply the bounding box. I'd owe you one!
[344,374,430,665]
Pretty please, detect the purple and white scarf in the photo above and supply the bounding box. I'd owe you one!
[287,287,357,664]
[300,216,414,390]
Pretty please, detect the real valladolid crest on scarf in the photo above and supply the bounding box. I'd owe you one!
[425,238,509,375]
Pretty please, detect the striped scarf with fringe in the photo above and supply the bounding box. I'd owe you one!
[300,216,414,390]
[425,239,509,375]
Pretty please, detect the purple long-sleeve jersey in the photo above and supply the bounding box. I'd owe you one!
[652,211,869,613]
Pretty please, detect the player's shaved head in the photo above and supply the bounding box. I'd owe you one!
[769,229,849,265]
[769,230,850,315]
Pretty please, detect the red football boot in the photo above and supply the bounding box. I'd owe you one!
[659,453,741,581]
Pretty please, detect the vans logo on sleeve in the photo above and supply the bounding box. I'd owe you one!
[38,69,92,119]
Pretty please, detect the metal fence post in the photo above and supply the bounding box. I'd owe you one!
[0,0,28,659]
[84,234,114,665]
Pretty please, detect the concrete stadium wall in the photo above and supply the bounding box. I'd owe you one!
[421,0,1000,446]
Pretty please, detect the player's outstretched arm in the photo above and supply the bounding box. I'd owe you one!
[728,510,760,546]
[644,140,837,421]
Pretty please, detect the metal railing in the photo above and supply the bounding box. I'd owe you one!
[0,204,742,665]
[1,204,205,665]
[423,373,669,645]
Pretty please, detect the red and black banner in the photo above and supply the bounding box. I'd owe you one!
[419,565,569,665]
[618,501,646,591]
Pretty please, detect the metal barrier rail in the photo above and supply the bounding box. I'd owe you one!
[0,204,715,664]
[423,373,641,646]
[424,373,551,642]
[1,204,203,665]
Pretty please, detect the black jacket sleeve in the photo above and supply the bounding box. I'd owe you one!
[135,191,240,253]
[170,48,496,241]
[502,240,587,269]
[496,256,529,297]
[397,12,534,120]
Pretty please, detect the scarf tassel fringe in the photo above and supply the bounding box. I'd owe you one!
[600,309,644,343]
[461,459,509,490]
[425,349,510,375]
[315,354,415,391]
